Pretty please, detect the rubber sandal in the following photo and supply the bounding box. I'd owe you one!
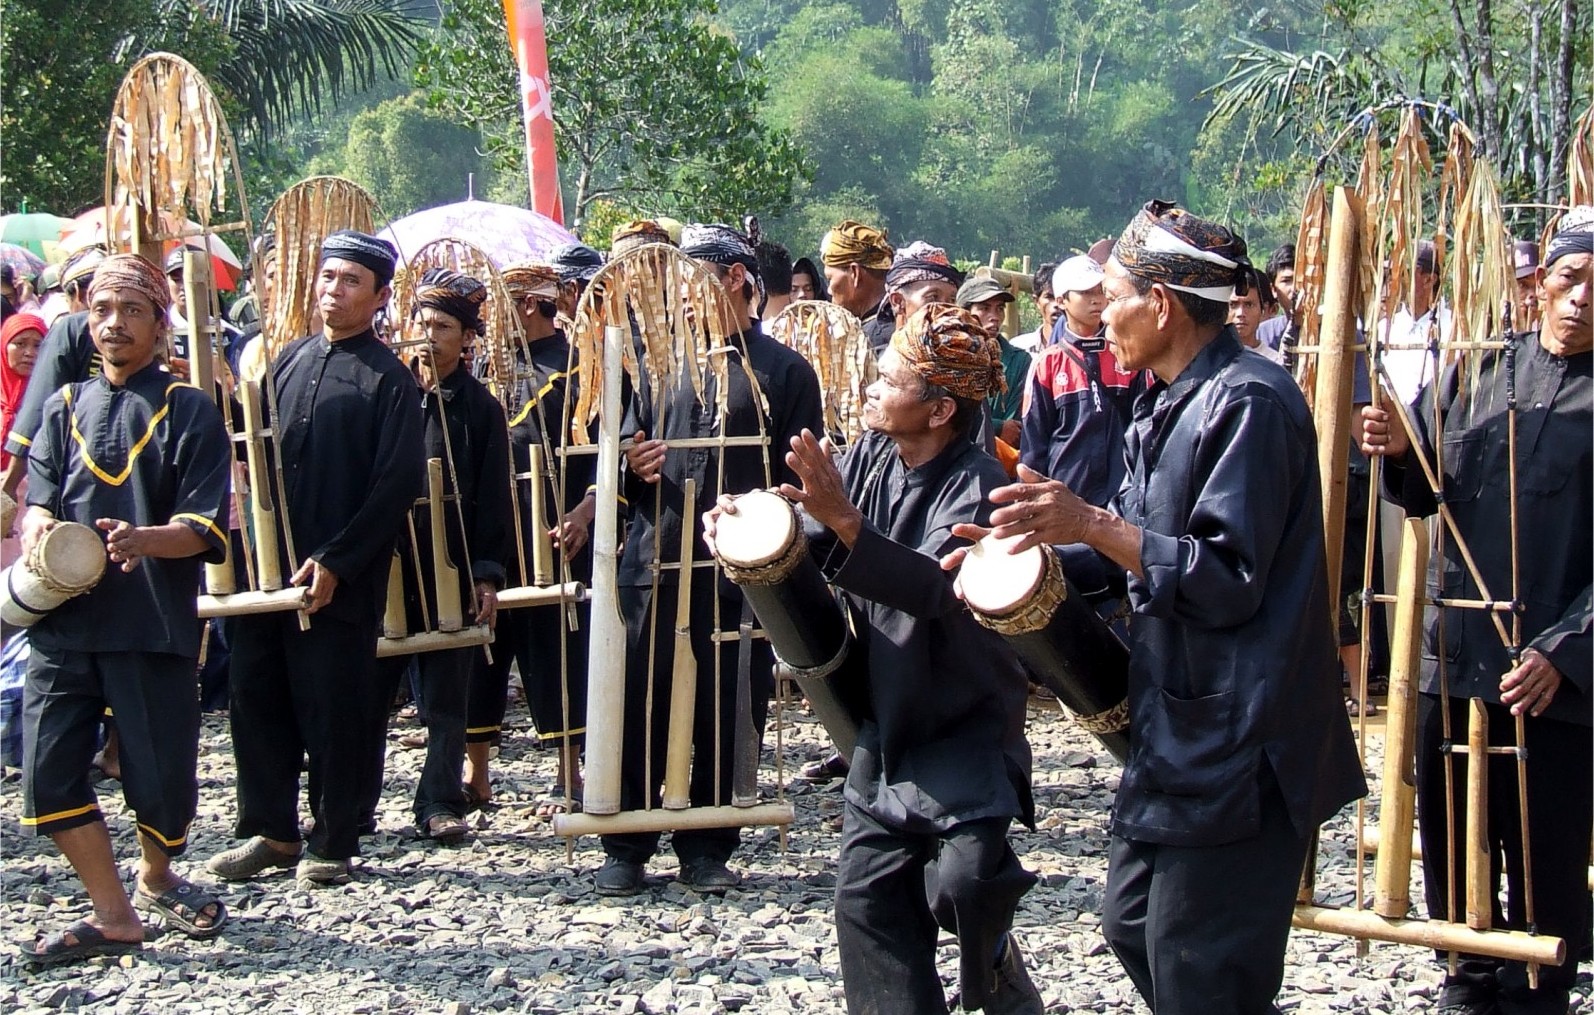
[461,783,495,812]
[23,919,143,968]
[134,880,228,939]
[424,813,469,845]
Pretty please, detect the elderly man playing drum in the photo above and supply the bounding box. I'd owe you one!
[947,203,1366,1014]
[16,253,232,965]
[706,304,1043,1015]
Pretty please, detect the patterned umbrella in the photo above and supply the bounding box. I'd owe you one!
[59,207,244,290]
[0,212,75,260]
[0,242,46,280]
[378,200,579,267]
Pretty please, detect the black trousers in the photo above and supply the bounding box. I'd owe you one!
[1416,694,1592,1014]
[465,602,589,746]
[1102,772,1311,1015]
[600,578,772,866]
[22,644,199,856]
[834,805,1035,1014]
[363,648,472,825]
[229,610,380,861]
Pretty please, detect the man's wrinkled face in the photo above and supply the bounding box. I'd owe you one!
[890,279,958,322]
[863,348,940,438]
[824,263,862,314]
[1101,259,1165,372]
[1538,252,1591,357]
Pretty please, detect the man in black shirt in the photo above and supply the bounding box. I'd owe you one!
[712,304,1042,1014]
[596,223,823,896]
[20,254,231,964]
[1359,210,1591,1015]
[209,231,425,886]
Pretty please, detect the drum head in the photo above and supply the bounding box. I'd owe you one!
[959,532,1045,615]
[38,522,109,590]
[716,490,797,568]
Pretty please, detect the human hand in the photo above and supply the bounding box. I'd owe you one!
[625,431,666,483]
[701,493,739,558]
[1500,648,1563,717]
[984,464,1097,553]
[779,430,862,545]
[474,581,499,629]
[290,557,340,614]
[1357,403,1411,458]
[96,517,147,572]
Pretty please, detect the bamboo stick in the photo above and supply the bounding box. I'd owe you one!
[1291,906,1563,965]
[238,379,281,591]
[581,325,628,816]
[185,248,236,596]
[383,554,407,639]
[428,458,463,632]
[1465,698,1491,930]
[662,478,699,810]
[529,444,555,586]
[1315,185,1363,617]
[551,802,794,839]
[495,582,587,608]
[1375,518,1430,917]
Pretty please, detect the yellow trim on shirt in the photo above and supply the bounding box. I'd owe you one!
[10,432,31,447]
[23,802,101,826]
[172,512,226,544]
[535,726,587,741]
[64,381,191,487]
[508,370,570,428]
[465,724,502,736]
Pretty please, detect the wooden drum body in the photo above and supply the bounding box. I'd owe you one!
[714,490,860,758]
[959,533,1130,762]
[1,522,107,627]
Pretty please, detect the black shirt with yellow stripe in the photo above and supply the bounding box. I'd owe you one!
[24,361,230,657]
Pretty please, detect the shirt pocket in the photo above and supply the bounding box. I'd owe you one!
[1441,433,1486,502]
[1138,687,1240,797]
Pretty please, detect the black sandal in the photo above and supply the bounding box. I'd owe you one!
[24,919,144,968]
[134,880,228,939]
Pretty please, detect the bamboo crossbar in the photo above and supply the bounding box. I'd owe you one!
[1292,906,1564,965]
[375,626,492,658]
[197,588,311,618]
[559,434,771,457]
[551,802,795,839]
[495,582,587,608]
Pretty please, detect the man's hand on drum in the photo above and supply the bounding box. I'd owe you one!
[96,518,211,573]
[626,430,667,483]
[19,507,57,559]
[953,465,1098,555]
[780,429,863,547]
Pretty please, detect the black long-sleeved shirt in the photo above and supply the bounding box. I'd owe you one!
[618,323,823,589]
[809,429,1032,833]
[5,311,98,458]
[267,329,426,625]
[1382,331,1591,727]
[1072,329,1365,847]
[391,367,513,623]
[26,362,230,656]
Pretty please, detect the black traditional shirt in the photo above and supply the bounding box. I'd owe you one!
[392,367,513,623]
[1383,332,1591,727]
[810,429,1033,833]
[1077,329,1365,847]
[267,329,426,625]
[25,362,230,656]
[618,323,823,589]
[6,311,98,458]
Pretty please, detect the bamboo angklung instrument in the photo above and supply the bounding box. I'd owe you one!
[528,445,556,586]
[1373,518,1428,918]
[661,478,699,810]
[383,555,407,640]
[183,248,235,597]
[427,458,464,633]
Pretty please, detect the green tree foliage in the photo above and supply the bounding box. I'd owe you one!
[418,0,809,228]
[311,91,492,220]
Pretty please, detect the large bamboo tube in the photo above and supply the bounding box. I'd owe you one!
[238,379,281,591]
[662,478,698,810]
[428,458,463,632]
[383,553,407,639]
[1466,698,1491,930]
[552,802,794,839]
[1374,518,1430,917]
[1292,905,1563,966]
[582,325,628,816]
[1313,185,1363,614]
[495,582,586,608]
[185,249,236,596]
[197,587,311,618]
[529,444,555,586]
[375,625,492,658]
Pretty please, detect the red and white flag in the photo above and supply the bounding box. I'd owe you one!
[503,0,564,224]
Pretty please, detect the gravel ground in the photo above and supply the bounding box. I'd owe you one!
[2,693,1588,1014]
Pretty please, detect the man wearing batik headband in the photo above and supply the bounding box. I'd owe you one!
[3,246,111,499]
[704,303,1042,1014]
[878,240,964,357]
[18,253,233,963]
[1359,207,1592,1015]
[211,229,426,888]
[954,200,1365,1013]
[461,261,596,817]
[595,222,822,896]
[821,219,894,351]
[356,268,513,846]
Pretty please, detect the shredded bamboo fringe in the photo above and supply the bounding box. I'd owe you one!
[767,300,876,446]
[262,176,378,360]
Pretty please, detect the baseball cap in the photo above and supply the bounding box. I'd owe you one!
[1052,254,1105,296]
[1512,239,1540,279]
[955,274,1014,308]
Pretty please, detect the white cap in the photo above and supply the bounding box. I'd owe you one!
[1052,254,1105,296]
